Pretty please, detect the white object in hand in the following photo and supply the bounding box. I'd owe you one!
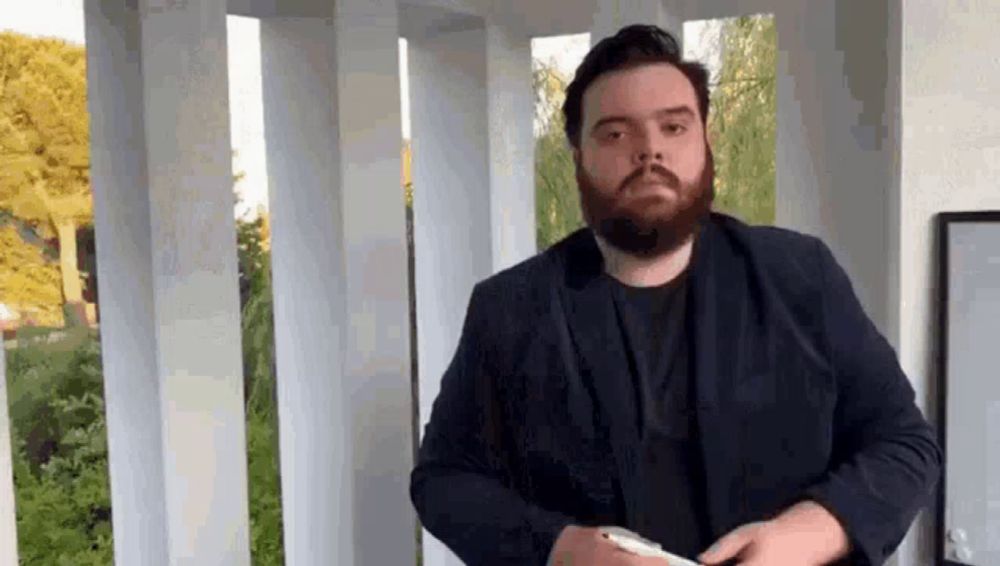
[599,527,703,566]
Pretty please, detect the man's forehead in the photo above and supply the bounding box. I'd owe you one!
[583,63,698,121]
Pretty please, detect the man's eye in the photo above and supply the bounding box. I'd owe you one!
[606,131,625,141]
[663,123,687,135]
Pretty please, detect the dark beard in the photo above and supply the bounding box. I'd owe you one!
[576,146,715,257]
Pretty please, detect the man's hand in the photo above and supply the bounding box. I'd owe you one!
[698,501,851,565]
[549,525,671,566]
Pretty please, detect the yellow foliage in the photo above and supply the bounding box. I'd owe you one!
[1,31,92,325]
[0,31,92,233]
[258,207,271,252]
[402,140,413,207]
[0,225,63,326]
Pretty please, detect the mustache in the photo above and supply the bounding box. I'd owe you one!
[618,163,681,193]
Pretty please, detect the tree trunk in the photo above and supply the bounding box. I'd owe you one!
[56,219,85,326]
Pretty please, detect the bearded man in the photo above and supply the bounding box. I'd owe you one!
[410,24,940,566]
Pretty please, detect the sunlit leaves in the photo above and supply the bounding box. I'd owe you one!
[707,15,777,225]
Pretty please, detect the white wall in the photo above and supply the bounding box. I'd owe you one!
[897,0,1000,414]
[898,2,1000,563]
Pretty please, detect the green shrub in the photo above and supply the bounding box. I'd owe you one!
[7,329,113,565]
[237,215,285,564]
[246,412,284,564]
[6,217,286,563]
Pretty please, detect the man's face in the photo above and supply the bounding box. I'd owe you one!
[573,62,714,257]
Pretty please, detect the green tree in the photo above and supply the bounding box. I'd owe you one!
[706,15,777,225]
[534,60,584,250]
[7,328,113,565]
[0,31,91,325]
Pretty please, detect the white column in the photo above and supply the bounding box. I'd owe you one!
[411,25,490,566]
[0,343,17,566]
[260,2,415,564]
[85,1,250,564]
[84,1,167,563]
[259,17,345,566]
[336,3,415,562]
[591,0,684,44]
[486,22,537,272]
[409,14,536,566]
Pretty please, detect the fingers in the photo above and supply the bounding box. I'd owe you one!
[698,523,758,565]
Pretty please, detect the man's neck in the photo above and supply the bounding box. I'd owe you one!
[595,233,695,287]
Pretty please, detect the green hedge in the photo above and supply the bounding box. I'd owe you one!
[4,328,285,565]
[5,213,285,564]
[7,330,113,565]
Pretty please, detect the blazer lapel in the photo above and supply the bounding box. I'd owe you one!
[689,216,750,537]
[557,229,643,527]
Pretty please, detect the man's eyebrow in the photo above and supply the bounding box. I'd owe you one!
[654,105,696,119]
[590,106,697,133]
[590,115,630,133]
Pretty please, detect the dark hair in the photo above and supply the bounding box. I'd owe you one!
[563,25,711,149]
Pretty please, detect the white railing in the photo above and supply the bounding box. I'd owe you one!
[0,341,18,566]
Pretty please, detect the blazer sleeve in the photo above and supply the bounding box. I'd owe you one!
[802,238,942,565]
[410,283,574,566]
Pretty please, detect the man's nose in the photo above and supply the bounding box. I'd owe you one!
[634,131,665,165]
[637,150,663,163]
[635,147,665,167]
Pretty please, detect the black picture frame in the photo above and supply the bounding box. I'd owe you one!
[935,210,1000,566]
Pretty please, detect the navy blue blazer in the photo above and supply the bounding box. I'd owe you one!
[411,213,941,565]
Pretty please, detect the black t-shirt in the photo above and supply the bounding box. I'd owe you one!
[607,268,713,557]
